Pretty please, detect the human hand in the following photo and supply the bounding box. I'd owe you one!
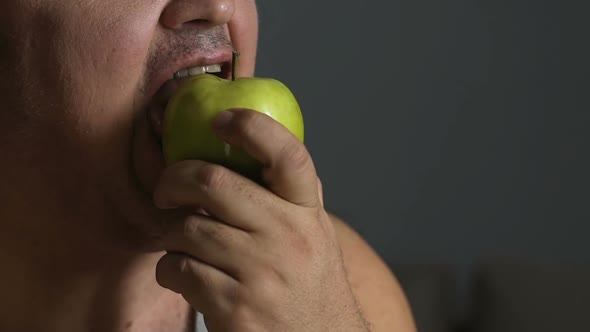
[154,109,369,331]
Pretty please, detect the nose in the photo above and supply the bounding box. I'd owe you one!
[161,0,235,30]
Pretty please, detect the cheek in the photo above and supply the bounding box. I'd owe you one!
[14,1,166,178]
[57,6,159,134]
[2,0,163,177]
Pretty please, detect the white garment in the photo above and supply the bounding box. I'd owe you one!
[195,312,208,332]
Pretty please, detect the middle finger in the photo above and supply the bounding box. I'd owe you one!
[154,159,281,232]
[164,213,252,279]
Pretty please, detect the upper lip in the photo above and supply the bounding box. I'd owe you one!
[146,47,234,102]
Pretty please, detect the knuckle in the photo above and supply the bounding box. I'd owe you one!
[273,211,303,243]
[178,256,191,275]
[281,142,312,174]
[183,216,222,242]
[273,209,322,257]
[196,163,226,191]
[182,216,201,238]
[291,231,315,258]
[279,220,315,259]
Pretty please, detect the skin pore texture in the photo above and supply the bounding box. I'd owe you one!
[0,0,416,331]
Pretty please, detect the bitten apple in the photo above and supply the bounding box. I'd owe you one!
[162,73,304,178]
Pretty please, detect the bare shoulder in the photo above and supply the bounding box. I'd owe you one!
[329,214,417,332]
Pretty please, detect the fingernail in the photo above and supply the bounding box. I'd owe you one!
[212,110,234,130]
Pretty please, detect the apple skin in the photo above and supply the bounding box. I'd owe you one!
[162,74,304,177]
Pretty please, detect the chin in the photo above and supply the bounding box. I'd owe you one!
[107,180,170,254]
[89,106,171,255]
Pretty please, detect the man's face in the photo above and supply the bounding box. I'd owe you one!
[0,0,258,250]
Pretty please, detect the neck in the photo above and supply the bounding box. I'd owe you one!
[0,188,192,332]
[0,133,194,332]
[0,243,193,332]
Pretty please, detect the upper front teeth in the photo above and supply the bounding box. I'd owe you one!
[174,64,222,79]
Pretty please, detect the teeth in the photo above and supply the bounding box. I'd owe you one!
[188,66,206,76]
[175,68,188,78]
[204,64,222,73]
[174,64,222,79]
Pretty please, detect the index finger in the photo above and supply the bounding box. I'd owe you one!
[212,109,319,208]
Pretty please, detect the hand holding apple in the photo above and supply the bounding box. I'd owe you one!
[155,53,369,331]
[154,108,369,331]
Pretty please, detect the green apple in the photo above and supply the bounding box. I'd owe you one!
[162,73,304,178]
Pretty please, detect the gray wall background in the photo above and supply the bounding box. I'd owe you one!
[255,0,589,310]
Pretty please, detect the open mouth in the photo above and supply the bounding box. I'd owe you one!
[147,61,231,144]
